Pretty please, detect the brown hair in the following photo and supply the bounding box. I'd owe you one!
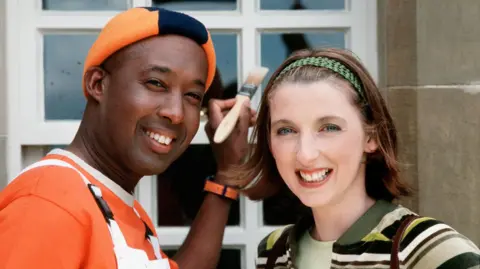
[229,47,411,202]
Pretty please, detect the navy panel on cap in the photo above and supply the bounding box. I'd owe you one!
[142,6,158,12]
[139,7,209,45]
[157,8,209,45]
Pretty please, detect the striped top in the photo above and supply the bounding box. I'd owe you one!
[256,200,480,269]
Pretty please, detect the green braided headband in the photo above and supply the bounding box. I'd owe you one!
[276,57,367,103]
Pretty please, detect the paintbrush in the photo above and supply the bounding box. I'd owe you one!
[213,66,270,144]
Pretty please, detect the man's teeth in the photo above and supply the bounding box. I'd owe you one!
[299,169,330,182]
[145,130,173,146]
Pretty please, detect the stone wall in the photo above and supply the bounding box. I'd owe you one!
[379,0,480,244]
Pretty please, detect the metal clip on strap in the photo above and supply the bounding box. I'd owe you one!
[87,183,114,223]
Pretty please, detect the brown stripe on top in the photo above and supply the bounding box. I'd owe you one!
[406,233,469,269]
[329,228,454,267]
[331,259,391,266]
[403,228,455,265]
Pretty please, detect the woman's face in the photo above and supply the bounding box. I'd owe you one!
[269,80,377,208]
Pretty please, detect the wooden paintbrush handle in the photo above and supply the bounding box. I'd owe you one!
[213,96,249,143]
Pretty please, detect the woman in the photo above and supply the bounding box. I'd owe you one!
[231,48,480,268]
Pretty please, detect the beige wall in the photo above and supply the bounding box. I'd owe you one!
[0,0,7,190]
[380,0,480,245]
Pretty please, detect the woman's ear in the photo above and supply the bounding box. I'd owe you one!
[364,131,379,153]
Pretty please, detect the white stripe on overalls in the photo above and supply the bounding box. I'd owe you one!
[19,159,171,269]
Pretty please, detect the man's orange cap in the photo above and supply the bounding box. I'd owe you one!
[82,7,216,96]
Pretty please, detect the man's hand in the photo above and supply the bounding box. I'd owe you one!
[205,98,256,177]
[172,99,256,269]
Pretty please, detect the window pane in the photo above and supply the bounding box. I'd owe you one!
[263,187,309,225]
[44,33,237,121]
[260,31,345,89]
[261,0,344,10]
[157,145,240,226]
[207,33,238,100]
[152,0,237,11]
[42,0,128,10]
[44,34,96,120]
[163,248,241,269]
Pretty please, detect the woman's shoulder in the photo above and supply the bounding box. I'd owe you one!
[392,206,480,268]
[255,205,480,268]
[257,224,294,255]
[255,224,295,269]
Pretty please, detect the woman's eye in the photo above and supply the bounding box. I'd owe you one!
[321,124,341,132]
[277,127,295,135]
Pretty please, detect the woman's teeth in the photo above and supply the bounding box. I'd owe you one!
[145,130,173,146]
[299,169,331,182]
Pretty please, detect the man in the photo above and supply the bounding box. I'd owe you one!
[0,7,254,269]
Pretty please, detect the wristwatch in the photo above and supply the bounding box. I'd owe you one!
[203,175,239,201]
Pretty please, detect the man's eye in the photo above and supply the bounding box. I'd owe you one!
[186,92,202,100]
[146,79,166,89]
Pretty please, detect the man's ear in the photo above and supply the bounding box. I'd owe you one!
[84,66,108,102]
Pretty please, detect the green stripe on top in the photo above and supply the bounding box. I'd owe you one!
[267,225,292,250]
[437,252,480,269]
[336,200,398,245]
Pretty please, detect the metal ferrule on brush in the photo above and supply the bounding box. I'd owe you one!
[237,83,258,98]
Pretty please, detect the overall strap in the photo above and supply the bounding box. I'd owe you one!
[391,215,419,269]
[138,210,162,260]
[18,158,163,259]
[265,226,293,269]
[18,159,91,185]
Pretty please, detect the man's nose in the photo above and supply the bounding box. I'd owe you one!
[157,92,185,124]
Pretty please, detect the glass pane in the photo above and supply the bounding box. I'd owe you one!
[261,0,344,10]
[260,31,345,89]
[44,33,237,121]
[44,34,97,120]
[42,0,128,10]
[263,187,310,225]
[152,0,237,11]
[206,33,238,100]
[163,248,241,269]
[157,145,240,226]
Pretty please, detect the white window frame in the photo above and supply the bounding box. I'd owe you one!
[6,0,378,268]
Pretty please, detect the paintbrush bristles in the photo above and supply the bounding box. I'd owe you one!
[213,66,270,143]
[244,67,270,86]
